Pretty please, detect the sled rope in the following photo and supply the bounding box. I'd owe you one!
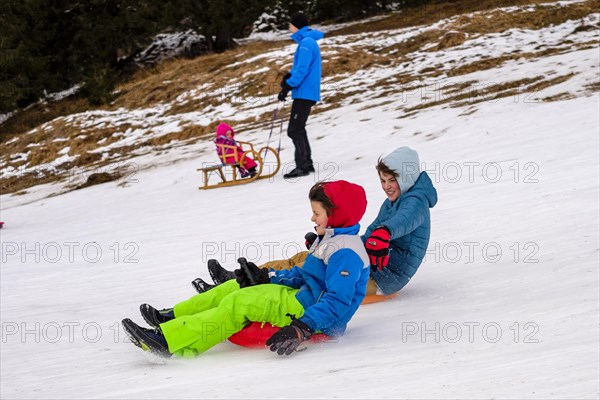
[264,103,285,161]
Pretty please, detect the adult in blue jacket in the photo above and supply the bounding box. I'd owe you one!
[278,12,324,178]
[362,147,438,295]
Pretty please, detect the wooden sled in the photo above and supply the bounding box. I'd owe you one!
[198,141,280,190]
[228,293,398,348]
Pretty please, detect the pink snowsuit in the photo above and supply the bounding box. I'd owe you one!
[214,123,258,174]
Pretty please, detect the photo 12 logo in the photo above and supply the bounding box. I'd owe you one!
[421,161,540,185]
[1,241,140,265]
[424,241,540,265]
[401,321,540,344]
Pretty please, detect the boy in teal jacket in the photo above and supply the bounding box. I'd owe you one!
[122,180,369,358]
[362,147,438,294]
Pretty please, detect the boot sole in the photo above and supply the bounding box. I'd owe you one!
[122,318,171,358]
[122,318,144,349]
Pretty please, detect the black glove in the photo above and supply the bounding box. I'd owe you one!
[266,314,313,356]
[304,232,317,249]
[280,80,293,92]
[280,72,291,87]
[234,257,269,288]
[278,75,293,102]
[277,90,288,102]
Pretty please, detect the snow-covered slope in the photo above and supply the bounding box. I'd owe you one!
[1,3,599,399]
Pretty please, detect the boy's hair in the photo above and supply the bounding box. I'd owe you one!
[309,181,335,215]
[376,157,399,178]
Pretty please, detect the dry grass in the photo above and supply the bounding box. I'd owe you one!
[542,92,576,102]
[0,97,92,139]
[117,40,285,112]
[328,0,563,36]
[452,0,599,35]
[584,81,600,93]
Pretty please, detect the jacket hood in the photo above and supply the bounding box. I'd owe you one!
[291,27,324,43]
[216,122,235,138]
[402,172,438,208]
[382,147,420,195]
[322,180,367,228]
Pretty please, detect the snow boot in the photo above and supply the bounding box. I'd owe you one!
[208,259,236,285]
[139,304,174,329]
[191,277,215,293]
[122,318,171,358]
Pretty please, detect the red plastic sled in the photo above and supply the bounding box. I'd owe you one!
[228,322,330,348]
[228,293,398,348]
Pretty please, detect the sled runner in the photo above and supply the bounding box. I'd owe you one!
[198,141,280,190]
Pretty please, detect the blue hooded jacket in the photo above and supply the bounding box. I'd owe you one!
[286,26,324,102]
[270,224,370,336]
[361,148,438,295]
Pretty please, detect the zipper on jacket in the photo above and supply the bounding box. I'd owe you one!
[316,290,325,303]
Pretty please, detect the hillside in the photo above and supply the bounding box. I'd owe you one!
[0,1,599,399]
[0,0,597,198]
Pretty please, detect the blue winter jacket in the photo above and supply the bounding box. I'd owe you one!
[270,224,369,336]
[286,27,324,102]
[362,172,438,295]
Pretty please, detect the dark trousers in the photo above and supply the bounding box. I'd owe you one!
[287,99,316,170]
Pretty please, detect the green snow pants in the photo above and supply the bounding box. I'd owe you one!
[160,279,305,358]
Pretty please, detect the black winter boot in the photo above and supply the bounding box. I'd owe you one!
[283,167,310,179]
[122,318,171,358]
[208,259,236,285]
[191,277,215,293]
[139,304,174,330]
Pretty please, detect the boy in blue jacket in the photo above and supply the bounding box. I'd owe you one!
[122,180,370,358]
[278,12,324,178]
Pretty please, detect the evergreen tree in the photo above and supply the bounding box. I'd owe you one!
[0,1,73,111]
[0,0,432,115]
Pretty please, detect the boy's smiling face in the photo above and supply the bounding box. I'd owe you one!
[379,172,401,202]
[310,201,328,235]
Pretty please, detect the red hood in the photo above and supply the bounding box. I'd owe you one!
[216,122,235,138]
[323,180,367,228]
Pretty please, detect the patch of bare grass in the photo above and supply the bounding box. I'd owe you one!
[329,0,561,36]
[452,0,599,35]
[0,97,91,139]
[542,92,576,102]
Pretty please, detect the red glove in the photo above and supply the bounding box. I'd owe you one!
[365,226,391,271]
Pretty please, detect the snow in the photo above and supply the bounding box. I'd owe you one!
[0,112,14,125]
[46,85,81,102]
[1,3,599,399]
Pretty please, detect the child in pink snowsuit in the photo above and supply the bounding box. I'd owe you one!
[214,122,258,178]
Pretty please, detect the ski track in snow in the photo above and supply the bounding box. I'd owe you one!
[1,3,599,399]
